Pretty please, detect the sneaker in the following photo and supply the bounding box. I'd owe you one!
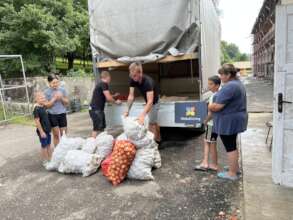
[217,171,239,181]
[42,160,48,168]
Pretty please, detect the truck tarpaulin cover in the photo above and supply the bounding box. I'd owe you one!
[88,0,201,62]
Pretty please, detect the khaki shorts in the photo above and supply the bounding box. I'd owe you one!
[149,102,160,124]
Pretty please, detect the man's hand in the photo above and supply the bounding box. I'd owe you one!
[40,132,47,139]
[123,111,129,117]
[113,92,120,98]
[115,99,122,105]
[137,114,145,125]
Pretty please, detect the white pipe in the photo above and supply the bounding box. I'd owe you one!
[20,56,31,114]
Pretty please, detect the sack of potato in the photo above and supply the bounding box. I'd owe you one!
[106,140,136,186]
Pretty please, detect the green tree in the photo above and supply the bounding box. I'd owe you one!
[0,3,63,75]
[0,0,90,75]
[62,3,89,69]
[221,41,249,64]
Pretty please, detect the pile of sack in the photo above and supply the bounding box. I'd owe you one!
[45,117,162,185]
[45,132,114,177]
[103,117,161,183]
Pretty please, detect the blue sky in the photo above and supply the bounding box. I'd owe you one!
[219,0,264,54]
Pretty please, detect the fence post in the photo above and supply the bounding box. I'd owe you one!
[19,55,31,114]
[0,74,7,121]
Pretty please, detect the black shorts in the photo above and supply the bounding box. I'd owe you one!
[205,125,218,143]
[89,110,106,131]
[48,113,67,128]
[220,134,238,152]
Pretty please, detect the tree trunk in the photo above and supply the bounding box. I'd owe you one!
[83,48,86,68]
[67,53,75,70]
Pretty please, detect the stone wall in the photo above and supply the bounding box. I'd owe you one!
[3,76,96,107]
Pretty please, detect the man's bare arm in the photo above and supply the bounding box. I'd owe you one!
[126,87,135,114]
[61,96,69,106]
[103,90,116,103]
[137,91,153,124]
[141,91,154,116]
[103,90,121,104]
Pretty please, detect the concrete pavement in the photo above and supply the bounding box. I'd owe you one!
[1,75,282,220]
[243,76,273,113]
[0,113,241,219]
[240,76,293,220]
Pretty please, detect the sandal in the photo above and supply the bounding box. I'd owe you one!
[217,171,239,181]
[223,166,242,175]
[194,164,209,171]
[208,166,219,172]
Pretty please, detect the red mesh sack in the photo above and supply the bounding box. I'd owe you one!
[101,154,112,177]
[107,140,136,186]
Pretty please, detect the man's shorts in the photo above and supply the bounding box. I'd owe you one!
[48,113,67,128]
[37,131,51,148]
[205,125,218,143]
[149,102,160,124]
[89,110,106,131]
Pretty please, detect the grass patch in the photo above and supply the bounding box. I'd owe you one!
[56,58,93,73]
[0,108,34,126]
[10,115,34,126]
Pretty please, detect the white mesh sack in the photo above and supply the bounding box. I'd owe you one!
[81,137,97,154]
[131,131,154,149]
[153,145,162,169]
[116,133,128,141]
[58,150,102,177]
[127,148,155,180]
[122,117,148,141]
[95,132,114,159]
[46,134,85,171]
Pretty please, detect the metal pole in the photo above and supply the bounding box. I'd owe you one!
[0,74,6,101]
[190,59,194,84]
[20,55,31,114]
[0,75,7,121]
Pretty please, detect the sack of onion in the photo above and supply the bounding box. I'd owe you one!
[106,140,136,186]
[101,154,112,177]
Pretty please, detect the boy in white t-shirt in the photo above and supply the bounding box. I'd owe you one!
[195,75,221,171]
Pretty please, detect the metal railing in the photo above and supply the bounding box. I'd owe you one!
[0,55,31,124]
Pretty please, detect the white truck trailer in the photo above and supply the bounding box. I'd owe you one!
[88,0,221,129]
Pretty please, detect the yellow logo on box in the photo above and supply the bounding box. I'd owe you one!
[186,107,196,117]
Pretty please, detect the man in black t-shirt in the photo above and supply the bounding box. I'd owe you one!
[89,71,121,138]
[124,62,161,143]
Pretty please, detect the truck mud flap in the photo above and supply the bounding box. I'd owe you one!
[174,101,207,128]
